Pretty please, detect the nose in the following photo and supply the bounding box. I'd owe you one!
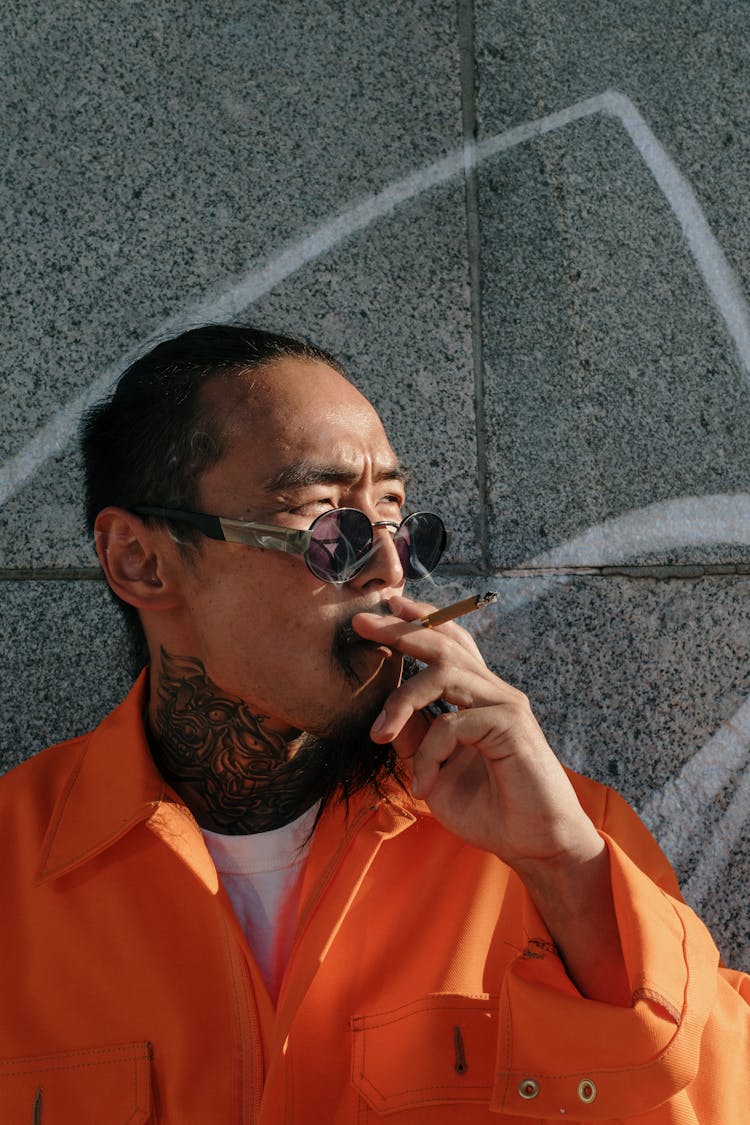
[347,521,405,591]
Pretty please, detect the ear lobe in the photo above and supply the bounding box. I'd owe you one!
[94,507,180,610]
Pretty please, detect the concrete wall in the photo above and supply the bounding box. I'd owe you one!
[2,2,749,969]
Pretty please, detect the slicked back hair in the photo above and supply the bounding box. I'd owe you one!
[81,323,344,673]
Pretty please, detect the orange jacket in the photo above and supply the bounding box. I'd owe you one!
[1,673,748,1123]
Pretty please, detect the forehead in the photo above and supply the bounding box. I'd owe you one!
[198,357,403,505]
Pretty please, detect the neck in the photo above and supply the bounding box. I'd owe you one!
[149,648,322,834]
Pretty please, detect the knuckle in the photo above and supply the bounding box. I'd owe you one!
[429,710,458,739]
[507,685,531,710]
[433,709,457,727]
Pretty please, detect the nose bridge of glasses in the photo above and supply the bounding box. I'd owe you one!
[371,518,400,536]
[351,517,407,582]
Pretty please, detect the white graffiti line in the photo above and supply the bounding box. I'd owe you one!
[0,147,464,508]
[639,694,750,865]
[461,492,750,923]
[528,491,750,563]
[682,759,750,909]
[477,90,750,379]
[466,492,750,624]
[2,89,749,507]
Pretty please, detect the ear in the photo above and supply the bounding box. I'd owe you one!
[93,507,182,611]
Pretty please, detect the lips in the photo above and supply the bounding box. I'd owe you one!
[331,605,397,690]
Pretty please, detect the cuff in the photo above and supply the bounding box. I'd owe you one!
[491,832,719,1119]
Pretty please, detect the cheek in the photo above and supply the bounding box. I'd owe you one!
[176,552,349,714]
[193,567,335,669]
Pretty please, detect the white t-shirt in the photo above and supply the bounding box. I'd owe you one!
[202,803,319,1003]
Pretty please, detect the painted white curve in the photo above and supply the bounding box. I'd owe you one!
[464,492,750,623]
[3,89,750,506]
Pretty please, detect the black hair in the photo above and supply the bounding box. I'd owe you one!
[80,323,343,673]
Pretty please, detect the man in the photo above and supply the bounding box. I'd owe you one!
[1,324,747,1123]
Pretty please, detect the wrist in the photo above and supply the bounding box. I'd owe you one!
[511,837,607,924]
[509,827,606,892]
[509,835,632,1005]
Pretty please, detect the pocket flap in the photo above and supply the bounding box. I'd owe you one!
[0,1042,152,1124]
[351,995,497,1113]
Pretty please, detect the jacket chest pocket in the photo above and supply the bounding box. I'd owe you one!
[351,995,499,1115]
[0,1042,152,1124]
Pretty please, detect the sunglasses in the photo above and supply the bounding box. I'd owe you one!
[132,505,448,585]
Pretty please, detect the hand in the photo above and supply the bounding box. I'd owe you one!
[353,594,632,1005]
[353,594,602,870]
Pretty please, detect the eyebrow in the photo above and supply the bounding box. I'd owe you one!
[264,459,411,493]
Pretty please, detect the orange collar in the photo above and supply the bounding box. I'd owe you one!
[35,671,164,884]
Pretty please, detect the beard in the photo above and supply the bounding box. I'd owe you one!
[329,612,395,690]
[291,707,403,825]
[280,621,421,826]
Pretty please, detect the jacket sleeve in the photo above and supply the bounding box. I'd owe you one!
[490,781,750,1121]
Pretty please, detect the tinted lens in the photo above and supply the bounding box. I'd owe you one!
[394,512,447,579]
[305,509,374,582]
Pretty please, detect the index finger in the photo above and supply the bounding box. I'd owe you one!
[352,608,485,667]
[356,593,485,658]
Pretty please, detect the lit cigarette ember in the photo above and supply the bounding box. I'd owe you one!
[418,591,498,629]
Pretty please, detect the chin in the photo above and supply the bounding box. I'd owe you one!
[310,660,396,744]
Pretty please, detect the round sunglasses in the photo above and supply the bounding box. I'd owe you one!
[132,505,448,585]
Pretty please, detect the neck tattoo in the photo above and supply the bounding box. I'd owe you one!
[151,648,323,834]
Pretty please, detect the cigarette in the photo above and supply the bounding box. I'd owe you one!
[418,591,498,628]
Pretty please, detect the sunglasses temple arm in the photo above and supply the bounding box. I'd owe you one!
[218,518,312,555]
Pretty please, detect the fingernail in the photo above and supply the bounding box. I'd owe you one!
[371,710,388,736]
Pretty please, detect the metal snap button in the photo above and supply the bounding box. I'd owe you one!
[518,1078,540,1099]
[578,1079,597,1103]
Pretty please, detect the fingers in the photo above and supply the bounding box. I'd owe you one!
[358,594,535,814]
[406,709,463,800]
[392,593,487,659]
[353,600,486,667]
[371,659,497,743]
[388,711,430,763]
[357,594,521,748]
[362,607,526,756]
[407,707,505,800]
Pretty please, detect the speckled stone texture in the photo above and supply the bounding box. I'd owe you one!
[2,0,750,975]
[0,0,475,567]
[1,580,133,769]
[475,0,750,568]
[467,571,750,970]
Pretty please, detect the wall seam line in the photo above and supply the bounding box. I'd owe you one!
[456,0,490,571]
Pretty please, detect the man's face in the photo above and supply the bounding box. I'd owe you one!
[164,357,409,736]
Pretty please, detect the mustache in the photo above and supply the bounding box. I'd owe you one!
[330,603,424,690]
[330,601,392,685]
